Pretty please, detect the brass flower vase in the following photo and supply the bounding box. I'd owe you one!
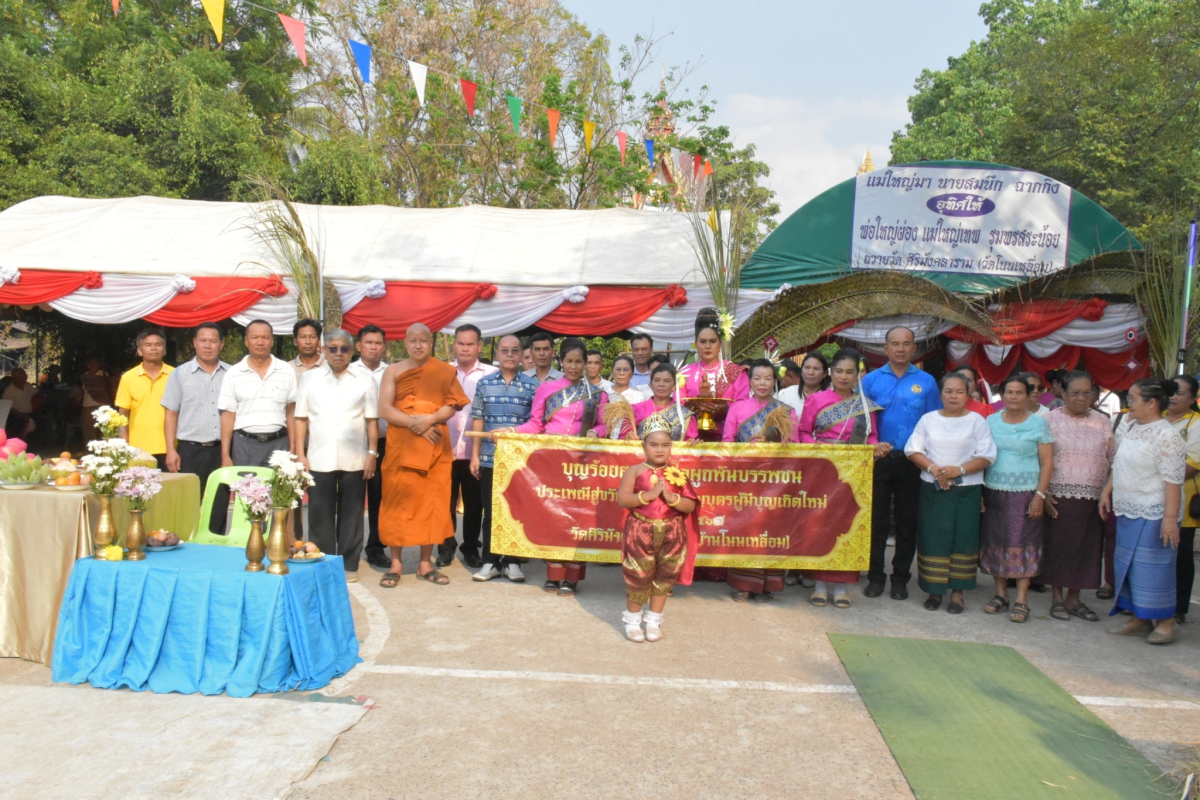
[93,494,116,560]
[265,506,290,576]
[245,519,266,572]
[125,509,146,561]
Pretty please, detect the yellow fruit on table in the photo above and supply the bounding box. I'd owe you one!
[103,545,124,561]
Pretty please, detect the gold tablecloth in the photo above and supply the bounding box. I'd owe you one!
[0,473,200,664]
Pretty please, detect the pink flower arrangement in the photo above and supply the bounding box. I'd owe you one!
[113,466,162,511]
[230,475,272,523]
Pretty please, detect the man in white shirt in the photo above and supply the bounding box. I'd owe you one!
[218,320,297,469]
[438,324,498,568]
[629,333,653,389]
[352,324,391,570]
[521,331,562,385]
[586,349,614,394]
[2,368,36,437]
[775,359,805,415]
[294,329,379,583]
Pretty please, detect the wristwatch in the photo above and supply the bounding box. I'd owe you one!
[367,449,379,457]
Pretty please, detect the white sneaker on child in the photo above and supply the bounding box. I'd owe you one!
[643,611,664,642]
[622,610,646,642]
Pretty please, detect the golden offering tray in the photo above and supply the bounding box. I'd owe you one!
[683,396,732,432]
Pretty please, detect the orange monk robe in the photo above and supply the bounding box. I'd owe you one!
[379,360,470,547]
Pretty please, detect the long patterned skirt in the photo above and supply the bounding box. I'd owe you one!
[728,568,786,595]
[979,489,1044,579]
[1112,515,1178,619]
[622,513,688,605]
[1041,496,1104,589]
[917,482,981,595]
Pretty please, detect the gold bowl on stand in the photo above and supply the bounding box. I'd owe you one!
[684,397,732,433]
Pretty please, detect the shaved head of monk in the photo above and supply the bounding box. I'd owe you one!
[406,324,432,362]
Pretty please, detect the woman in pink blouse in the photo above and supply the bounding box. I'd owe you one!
[678,308,749,428]
[1043,370,1115,622]
[507,338,607,596]
[721,359,800,602]
[632,363,699,441]
[799,348,886,608]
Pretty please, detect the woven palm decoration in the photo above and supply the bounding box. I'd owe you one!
[731,271,995,360]
[990,251,1146,306]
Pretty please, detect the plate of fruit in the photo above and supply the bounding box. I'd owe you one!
[146,530,183,551]
[0,446,52,489]
[50,453,88,490]
[287,541,325,562]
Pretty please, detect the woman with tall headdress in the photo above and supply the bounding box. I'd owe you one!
[678,307,749,414]
[498,338,608,597]
[798,347,885,608]
[721,358,801,602]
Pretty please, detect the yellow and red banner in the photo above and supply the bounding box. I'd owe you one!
[490,434,872,570]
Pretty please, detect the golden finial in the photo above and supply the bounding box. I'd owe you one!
[857,148,875,175]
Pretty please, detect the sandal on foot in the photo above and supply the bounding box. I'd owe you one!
[833,593,851,609]
[415,569,449,585]
[923,595,943,611]
[809,591,829,607]
[543,580,561,594]
[753,591,773,603]
[1010,602,1031,623]
[732,591,753,603]
[947,599,964,615]
[1096,584,1115,600]
[379,572,401,588]
[983,595,1009,614]
[1050,601,1070,621]
[1067,602,1099,622]
[557,581,577,596]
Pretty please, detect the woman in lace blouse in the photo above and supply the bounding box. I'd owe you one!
[905,373,997,613]
[979,376,1054,623]
[1101,378,1186,645]
[1042,371,1115,623]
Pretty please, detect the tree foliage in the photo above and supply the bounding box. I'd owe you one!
[890,0,1200,238]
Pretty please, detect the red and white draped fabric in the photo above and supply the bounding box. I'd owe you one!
[832,302,1148,390]
[0,266,775,346]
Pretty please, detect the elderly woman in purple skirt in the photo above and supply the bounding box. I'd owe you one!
[980,375,1054,623]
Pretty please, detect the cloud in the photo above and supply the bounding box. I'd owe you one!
[720,93,911,222]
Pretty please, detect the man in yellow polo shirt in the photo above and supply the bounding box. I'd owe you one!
[116,327,175,469]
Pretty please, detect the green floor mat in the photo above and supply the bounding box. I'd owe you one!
[830,634,1169,800]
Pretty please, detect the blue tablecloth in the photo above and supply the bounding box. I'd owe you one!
[50,544,360,697]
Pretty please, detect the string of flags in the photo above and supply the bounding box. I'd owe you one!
[111,0,716,177]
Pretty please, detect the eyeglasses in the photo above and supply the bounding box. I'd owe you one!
[325,346,352,354]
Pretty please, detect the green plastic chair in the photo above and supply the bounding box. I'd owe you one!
[192,466,275,547]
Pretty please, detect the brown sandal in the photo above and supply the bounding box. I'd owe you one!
[415,569,449,585]
[379,572,400,588]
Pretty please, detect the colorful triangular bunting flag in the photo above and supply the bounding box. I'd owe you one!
[278,14,307,67]
[617,131,627,165]
[703,158,714,176]
[506,94,522,133]
[693,154,702,180]
[200,0,224,43]
[460,79,478,116]
[547,109,560,148]
[583,120,596,154]
[407,60,427,106]
[349,39,371,84]
[112,0,119,15]
[645,139,655,170]
[707,209,717,232]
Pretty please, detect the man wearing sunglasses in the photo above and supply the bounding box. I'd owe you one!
[293,329,380,584]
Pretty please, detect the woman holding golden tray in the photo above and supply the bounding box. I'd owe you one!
[678,307,748,438]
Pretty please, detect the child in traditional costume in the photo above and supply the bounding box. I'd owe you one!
[616,419,700,642]
[721,358,800,602]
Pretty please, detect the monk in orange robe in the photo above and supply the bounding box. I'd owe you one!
[378,324,469,588]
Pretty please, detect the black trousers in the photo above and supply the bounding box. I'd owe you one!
[478,467,510,568]
[870,453,921,584]
[364,438,387,561]
[308,470,365,573]
[177,440,226,534]
[1177,527,1196,617]
[441,459,483,559]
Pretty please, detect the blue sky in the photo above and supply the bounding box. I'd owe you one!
[561,0,989,220]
